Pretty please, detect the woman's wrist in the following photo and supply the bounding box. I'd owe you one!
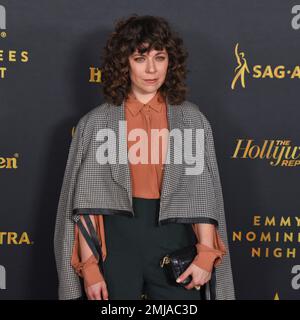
[192,243,226,272]
[73,253,104,287]
[82,262,104,287]
[192,250,221,272]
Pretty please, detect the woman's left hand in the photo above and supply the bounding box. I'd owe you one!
[176,263,211,290]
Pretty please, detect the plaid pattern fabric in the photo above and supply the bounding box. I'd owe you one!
[53,97,235,300]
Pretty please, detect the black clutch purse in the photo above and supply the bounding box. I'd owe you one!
[159,244,197,287]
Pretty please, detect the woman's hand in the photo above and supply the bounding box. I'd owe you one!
[84,279,109,300]
[176,262,211,290]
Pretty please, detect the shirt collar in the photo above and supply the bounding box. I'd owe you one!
[125,90,165,117]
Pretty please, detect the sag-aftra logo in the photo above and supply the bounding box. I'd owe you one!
[0,232,32,245]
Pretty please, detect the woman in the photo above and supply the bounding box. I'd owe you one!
[54,14,235,300]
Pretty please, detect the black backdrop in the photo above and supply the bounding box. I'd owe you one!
[0,0,299,300]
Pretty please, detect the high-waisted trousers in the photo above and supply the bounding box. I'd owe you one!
[99,197,205,300]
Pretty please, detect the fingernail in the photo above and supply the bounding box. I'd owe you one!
[176,278,180,283]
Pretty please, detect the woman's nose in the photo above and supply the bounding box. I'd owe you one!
[145,59,157,73]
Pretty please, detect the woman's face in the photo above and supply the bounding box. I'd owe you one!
[128,45,169,95]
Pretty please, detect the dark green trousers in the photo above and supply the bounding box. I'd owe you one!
[101,197,204,300]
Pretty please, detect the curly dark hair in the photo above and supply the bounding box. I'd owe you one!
[100,14,189,106]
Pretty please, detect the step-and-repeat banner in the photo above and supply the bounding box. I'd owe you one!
[0,1,299,300]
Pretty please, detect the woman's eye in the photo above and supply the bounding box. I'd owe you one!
[134,56,165,62]
[135,57,145,62]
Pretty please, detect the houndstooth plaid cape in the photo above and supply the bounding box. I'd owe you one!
[53,97,235,300]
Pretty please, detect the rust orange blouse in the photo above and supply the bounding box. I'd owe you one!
[71,90,227,287]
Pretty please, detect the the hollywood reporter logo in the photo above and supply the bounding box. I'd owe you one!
[95,121,205,176]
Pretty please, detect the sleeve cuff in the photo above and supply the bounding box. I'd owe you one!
[81,260,104,287]
[72,253,104,287]
[192,243,226,272]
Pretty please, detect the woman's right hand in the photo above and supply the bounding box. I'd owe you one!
[85,279,109,300]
